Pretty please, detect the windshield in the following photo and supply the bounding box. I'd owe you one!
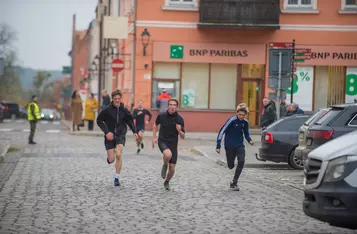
[41,109,53,114]
[304,109,329,126]
[315,108,343,125]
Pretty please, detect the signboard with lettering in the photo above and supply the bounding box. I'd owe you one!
[182,89,195,107]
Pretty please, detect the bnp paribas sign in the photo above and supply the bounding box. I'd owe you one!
[170,45,184,59]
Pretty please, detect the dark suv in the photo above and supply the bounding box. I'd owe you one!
[0,101,20,120]
[302,103,357,162]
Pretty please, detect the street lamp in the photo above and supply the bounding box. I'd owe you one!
[141,28,151,56]
[91,61,98,71]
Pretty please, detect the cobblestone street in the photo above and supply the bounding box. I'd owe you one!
[0,122,355,233]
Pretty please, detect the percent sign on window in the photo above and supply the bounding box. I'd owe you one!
[300,72,310,81]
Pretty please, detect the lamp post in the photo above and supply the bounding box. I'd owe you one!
[141,28,151,56]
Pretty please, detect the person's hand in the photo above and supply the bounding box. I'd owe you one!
[216,148,221,154]
[152,137,157,148]
[145,120,149,125]
[106,132,114,141]
[176,124,182,132]
[249,141,254,146]
[134,133,139,140]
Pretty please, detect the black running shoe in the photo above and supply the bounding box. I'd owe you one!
[137,148,141,154]
[230,181,240,191]
[141,142,144,149]
[164,181,170,190]
[114,178,120,186]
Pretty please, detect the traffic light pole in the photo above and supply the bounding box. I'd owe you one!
[290,39,295,103]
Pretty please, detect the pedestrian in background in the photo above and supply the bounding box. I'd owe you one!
[260,97,277,130]
[70,90,83,131]
[85,93,98,131]
[101,89,111,110]
[27,94,41,144]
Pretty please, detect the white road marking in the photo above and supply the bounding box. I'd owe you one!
[40,121,48,124]
[3,119,12,123]
[0,128,13,132]
[52,121,61,125]
[23,129,30,132]
[46,130,61,133]
[15,120,25,123]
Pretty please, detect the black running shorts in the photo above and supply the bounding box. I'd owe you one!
[135,125,145,134]
[104,134,126,150]
[158,140,178,164]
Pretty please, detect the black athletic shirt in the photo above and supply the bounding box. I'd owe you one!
[133,108,152,127]
[155,111,185,143]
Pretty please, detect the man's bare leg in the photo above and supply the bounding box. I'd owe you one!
[136,131,144,154]
[106,149,115,164]
[114,144,123,186]
[166,164,176,182]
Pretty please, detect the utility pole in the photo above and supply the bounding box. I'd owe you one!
[97,3,104,112]
[290,39,296,103]
[130,0,137,105]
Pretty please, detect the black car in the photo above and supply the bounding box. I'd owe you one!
[303,103,357,162]
[0,103,4,123]
[0,101,20,120]
[40,108,60,121]
[256,114,312,169]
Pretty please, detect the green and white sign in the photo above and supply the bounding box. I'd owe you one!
[346,67,357,103]
[182,89,195,107]
[286,66,314,111]
[170,45,184,59]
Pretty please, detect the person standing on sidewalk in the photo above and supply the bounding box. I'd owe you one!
[70,91,83,131]
[216,107,254,191]
[27,94,41,144]
[96,89,138,186]
[132,100,152,154]
[85,93,98,131]
[152,98,185,190]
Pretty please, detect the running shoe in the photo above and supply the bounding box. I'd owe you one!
[114,178,120,186]
[230,181,239,191]
[164,181,170,190]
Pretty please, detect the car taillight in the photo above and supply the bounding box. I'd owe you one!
[264,132,274,144]
[311,130,333,140]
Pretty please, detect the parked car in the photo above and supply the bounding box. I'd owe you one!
[303,103,357,162]
[303,129,357,230]
[40,108,60,121]
[256,114,312,169]
[0,103,4,123]
[295,108,330,165]
[19,106,28,119]
[0,101,20,120]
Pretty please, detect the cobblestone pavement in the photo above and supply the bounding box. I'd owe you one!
[0,123,355,233]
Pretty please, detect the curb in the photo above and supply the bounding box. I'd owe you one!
[0,142,10,162]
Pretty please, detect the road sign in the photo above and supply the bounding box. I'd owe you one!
[294,48,311,53]
[268,77,291,90]
[269,42,293,48]
[269,49,292,77]
[294,59,305,63]
[111,59,125,73]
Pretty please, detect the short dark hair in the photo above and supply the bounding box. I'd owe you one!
[168,98,179,106]
[237,107,248,114]
[111,89,122,98]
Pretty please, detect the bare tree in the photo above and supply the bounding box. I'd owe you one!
[0,23,17,57]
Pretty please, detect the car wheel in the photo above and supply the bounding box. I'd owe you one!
[288,148,304,170]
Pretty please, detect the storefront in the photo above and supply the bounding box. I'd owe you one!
[286,45,357,111]
[150,42,266,131]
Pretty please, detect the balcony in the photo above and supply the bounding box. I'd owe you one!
[198,0,280,29]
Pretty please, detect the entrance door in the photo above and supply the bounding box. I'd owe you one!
[242,80,262,127]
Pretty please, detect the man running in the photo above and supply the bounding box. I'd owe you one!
[97,89,138,186]
[216,107,253,191]
[152,98,185,190]
[132,100,152,154]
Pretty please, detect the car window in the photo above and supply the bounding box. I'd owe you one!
[315,108,343,125]
[304,109,329,126]
[275,117,309,132]
[348,114,357,126]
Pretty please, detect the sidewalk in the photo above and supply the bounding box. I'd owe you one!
[61,120,262,140]
[0,140,10,162]
[192,145,291,169]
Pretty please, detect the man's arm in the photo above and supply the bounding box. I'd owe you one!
[216,117,234,149]
[243,121,252,143]
[177,117,185,139]
[124,108,136,134]
[30,104,36,120]
[146,109,152,122]
[96,108,110,134]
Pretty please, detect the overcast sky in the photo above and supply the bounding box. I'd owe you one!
[0,0,97,70]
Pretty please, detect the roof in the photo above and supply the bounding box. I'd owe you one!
[76,30,87,40]
[330,102,357,108]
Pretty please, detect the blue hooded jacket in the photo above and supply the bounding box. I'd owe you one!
[216,116,252,149]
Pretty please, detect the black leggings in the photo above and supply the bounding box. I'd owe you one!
[225,147,246,182]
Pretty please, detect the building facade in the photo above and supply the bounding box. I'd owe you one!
[115,0,357,131]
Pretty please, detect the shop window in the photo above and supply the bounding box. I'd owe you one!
[241,64,265,78]
[210,64,237,110]
[181,63,209,109]
[328,66,346,106]
[152,62,180,108]
[286,0,313,8]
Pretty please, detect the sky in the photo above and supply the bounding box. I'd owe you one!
[0,0,97,70]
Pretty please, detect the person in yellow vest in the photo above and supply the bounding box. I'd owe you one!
[84,93,98,131]
[27,94,41,144]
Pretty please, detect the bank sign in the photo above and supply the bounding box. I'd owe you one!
[170,45,248,59]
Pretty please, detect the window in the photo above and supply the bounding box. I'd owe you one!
[286,0,313,7]
[169,0,194,4]
[210,64,237,110]
[348,114,357,126]
[275,118,309,132]
[181,63,209,109]
[315,108,344,125]
[153,62,180,79]
[346,0,357,6]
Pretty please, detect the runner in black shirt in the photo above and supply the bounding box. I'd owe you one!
[132,100,152,154]
[152,98,185,190]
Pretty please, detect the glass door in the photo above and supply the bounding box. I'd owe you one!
[242,80,262,127]
[152,80,180,108]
